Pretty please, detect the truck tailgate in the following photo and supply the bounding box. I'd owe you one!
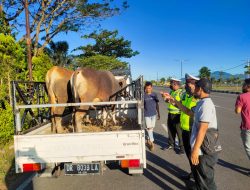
[14,130,146,173]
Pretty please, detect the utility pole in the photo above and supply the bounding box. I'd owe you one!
[157,72,158,85]
[175,59,188,80]
[242,59,250,79]
[24,0,32,81]
[245,60,250,79]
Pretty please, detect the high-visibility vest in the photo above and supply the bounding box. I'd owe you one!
[168,89,183,114]
[180,93,198,131]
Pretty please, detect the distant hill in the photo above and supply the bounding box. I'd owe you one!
[211,71,245,80]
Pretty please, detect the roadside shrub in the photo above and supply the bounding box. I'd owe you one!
[0,102,14,145]
[32,53,54,82]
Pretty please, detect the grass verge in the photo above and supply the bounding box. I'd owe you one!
[212,86,241,92]
[0,141,20,190]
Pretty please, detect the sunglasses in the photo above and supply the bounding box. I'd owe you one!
[186,79,196,84]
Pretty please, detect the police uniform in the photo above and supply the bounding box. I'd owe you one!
[167,78,184,152]
[180,74,200,179]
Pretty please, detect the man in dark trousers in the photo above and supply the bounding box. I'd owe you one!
[163,78,219,190]
[162,74,200,179]
[165,78,185,154]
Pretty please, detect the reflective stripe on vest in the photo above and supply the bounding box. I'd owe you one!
[168,89,182,114]
[180,94,198,131]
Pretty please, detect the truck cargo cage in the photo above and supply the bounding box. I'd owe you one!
[12,76,144,134]
[110,65,132,77]
[11,81,49,134]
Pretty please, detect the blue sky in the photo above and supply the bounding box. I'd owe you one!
[54,0,250,80]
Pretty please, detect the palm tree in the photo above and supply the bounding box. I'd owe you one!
[199,67,211,79]
[46,41,72,67]
[211,77,216,84]
[160,77,166,84]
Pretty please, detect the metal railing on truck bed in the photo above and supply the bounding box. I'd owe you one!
[12,76,144,134]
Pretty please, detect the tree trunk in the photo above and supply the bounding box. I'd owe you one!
[8,72,12,107]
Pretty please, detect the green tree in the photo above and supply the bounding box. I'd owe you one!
[0,34,26,145]
[76,54,127,70]
[0,102,14,144]
[1,0,128,56]
[199,66,211,79]
[76,30,139,58]
[166,77,171,82]
[211,77,216,84]
[0,34,26,101]
[227,76,235,84]
[235,77,242,85]
[150,80,157,85]
[0,4,11,35]
[160,77,166,84]
[32,53,54,82]
[45,41,72,67]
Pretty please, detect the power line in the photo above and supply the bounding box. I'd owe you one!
[191,63,246,77]
[222,63,246,72]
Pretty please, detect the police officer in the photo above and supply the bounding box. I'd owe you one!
[180,74,200,179]
[162,74,200,178]
[164,78,219,189]
[166,78,185,154]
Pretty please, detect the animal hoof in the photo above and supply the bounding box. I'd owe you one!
[76,128,83,133]
[56,127,65,133]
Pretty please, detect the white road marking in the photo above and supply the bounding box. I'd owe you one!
[215,105,222,108]
[212,94,237,98]
[215,105,233,112]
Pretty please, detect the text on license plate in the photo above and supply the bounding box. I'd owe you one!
[64,163,100,175]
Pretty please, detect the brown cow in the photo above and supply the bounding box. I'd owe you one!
[70,68,125,132]
[45,66,74,133]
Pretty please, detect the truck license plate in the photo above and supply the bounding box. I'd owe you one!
[64,163,100,175]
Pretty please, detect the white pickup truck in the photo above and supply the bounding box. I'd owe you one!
[12,74,146,176]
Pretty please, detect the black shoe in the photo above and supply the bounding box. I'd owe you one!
[247,171,250,176]
[179,149,185,154]
[180,173,193,180]
[166,145,173,150]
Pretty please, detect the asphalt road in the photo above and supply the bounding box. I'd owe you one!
[23,87,250,190]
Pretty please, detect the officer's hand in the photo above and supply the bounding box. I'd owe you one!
[169,97,175,104]
[157,115,160,120]
[160,91,165,97]
[162,92,171,99]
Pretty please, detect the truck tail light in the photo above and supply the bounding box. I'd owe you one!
[121,160,129,168]
[129,159,140,168]
[23,163,41,172]
[121,159,140,168]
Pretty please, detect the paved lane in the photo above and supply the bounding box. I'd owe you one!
[24,87,249,190]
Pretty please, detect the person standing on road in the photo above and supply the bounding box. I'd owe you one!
[162,74,200,179]
[180,74,200,179]
[163,78,219,190]
[235,78,250,176]
[165,78,185,154]
[144,81,160,151]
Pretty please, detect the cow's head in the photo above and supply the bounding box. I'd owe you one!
[115,75,128,89]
